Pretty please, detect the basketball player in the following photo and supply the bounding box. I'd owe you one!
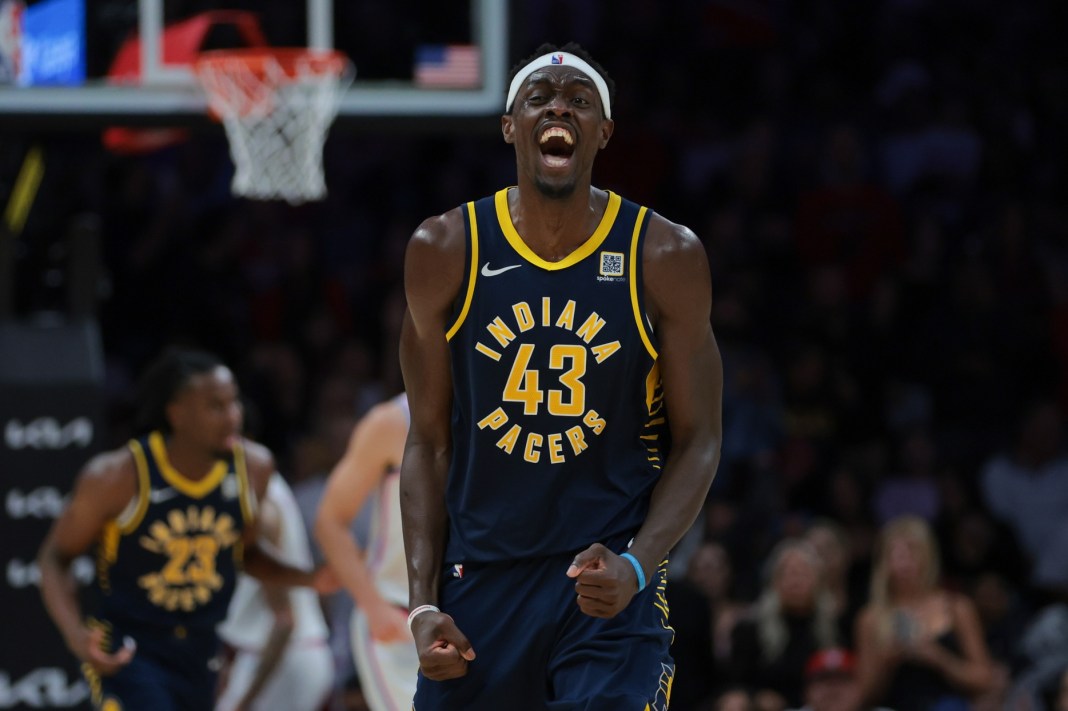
[215,472,334,711]
[36,348,335,711]
[315,393,416,711]
[400,43,723,710]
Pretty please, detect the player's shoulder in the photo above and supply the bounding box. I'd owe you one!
[364,395,409,429]
[410,205,468,255]
[643,211,703,262]
[641,211,709,303]
[406,206,470,310]
[239,438,277,500]
[346,397,408,456]
[239,438,276,475]
[81,445,137,483]
[73,445,139,509]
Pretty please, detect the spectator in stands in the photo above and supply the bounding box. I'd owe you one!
[855,516,994,710]
[729,538,839,711]
[787,648,893,711]
[806,519,863,647]
[671,540,748,709]
[982,398,1068,597]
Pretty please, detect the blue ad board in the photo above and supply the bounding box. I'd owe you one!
[19,0,84,86]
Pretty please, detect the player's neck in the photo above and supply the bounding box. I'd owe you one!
[510,183,606,261]
[165,435,219,480]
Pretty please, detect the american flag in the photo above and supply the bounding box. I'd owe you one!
[414,44,481,89]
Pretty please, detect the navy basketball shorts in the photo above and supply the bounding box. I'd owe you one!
[83,619,219,711]
[413,538,675,711]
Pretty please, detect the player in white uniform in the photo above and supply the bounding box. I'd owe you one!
[216,473,334,711]
[316,393,416,711]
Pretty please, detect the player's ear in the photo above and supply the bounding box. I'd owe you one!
[502,114,516,144]
[165,400,183,432]
[598,118,614,150]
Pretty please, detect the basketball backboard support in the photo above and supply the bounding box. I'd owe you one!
[0,0,508,121]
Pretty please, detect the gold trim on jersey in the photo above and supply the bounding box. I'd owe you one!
[81,618,111,707]
[97,519,120,594]
[99,521,120,565]
[117,439,152,534]
[148,431,228,498]
[650,559,675,711]
[446,201,480,341]
[494,188,621,271]
[629,206,657,359]
[234,443,256,524]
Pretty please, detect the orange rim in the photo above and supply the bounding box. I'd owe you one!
[195,48,348,81]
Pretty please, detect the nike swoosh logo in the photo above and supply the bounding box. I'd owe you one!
[481,262,522,277]
[149,488,179,504]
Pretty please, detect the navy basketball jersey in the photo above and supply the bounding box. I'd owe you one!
[92,431,256,629]
[445,188,668,562]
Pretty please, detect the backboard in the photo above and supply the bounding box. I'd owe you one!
[0,0,509,123]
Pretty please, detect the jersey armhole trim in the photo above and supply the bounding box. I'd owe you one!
[117,440,151,533]
[235,442,256,524]
[446,201,479,342]
[629,206,658,360]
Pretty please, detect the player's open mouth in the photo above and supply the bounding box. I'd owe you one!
[539,126,575,168]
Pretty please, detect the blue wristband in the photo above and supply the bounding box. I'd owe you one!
[620,552,647,592]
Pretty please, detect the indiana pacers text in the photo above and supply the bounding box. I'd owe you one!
[474,298,620,463]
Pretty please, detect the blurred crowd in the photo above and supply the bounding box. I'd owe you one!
[6,1,1068,709]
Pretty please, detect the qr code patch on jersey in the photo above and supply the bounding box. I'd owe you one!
[599,251,624,277]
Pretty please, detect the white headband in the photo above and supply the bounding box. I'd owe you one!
[505,51,612,119]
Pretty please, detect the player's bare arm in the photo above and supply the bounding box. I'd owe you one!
[315,400,409,642]
[240,441,334,592]
[400,208,476,679]
[235,495,296,709]
[38,449,139,675]
[570,215,723,618]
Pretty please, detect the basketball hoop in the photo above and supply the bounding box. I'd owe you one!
[194,48,353,204]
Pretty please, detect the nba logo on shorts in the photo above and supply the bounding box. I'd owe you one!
[452,563,464,578]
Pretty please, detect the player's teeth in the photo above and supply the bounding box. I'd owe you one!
[540,128,573,144]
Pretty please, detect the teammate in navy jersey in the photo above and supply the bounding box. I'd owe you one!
[37,348,335,711]
[401,42,723,710]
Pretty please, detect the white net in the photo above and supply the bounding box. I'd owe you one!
[195,50,353,205]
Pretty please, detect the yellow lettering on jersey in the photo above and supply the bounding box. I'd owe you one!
[513,302,535,332]
[576,312,606,344]
[566,425,588,455]
[497,424,522,454]
[475,342,502,361]
[555,299,576,331]
[487,317,517,348]
[137,505,238,612]
[548,433,565,463]
[584,409,607,434]
[503,343,545,415]
[524,432,543,463]
[477,407,508,430]
[591,340,621,364]
[542,297,552,326]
